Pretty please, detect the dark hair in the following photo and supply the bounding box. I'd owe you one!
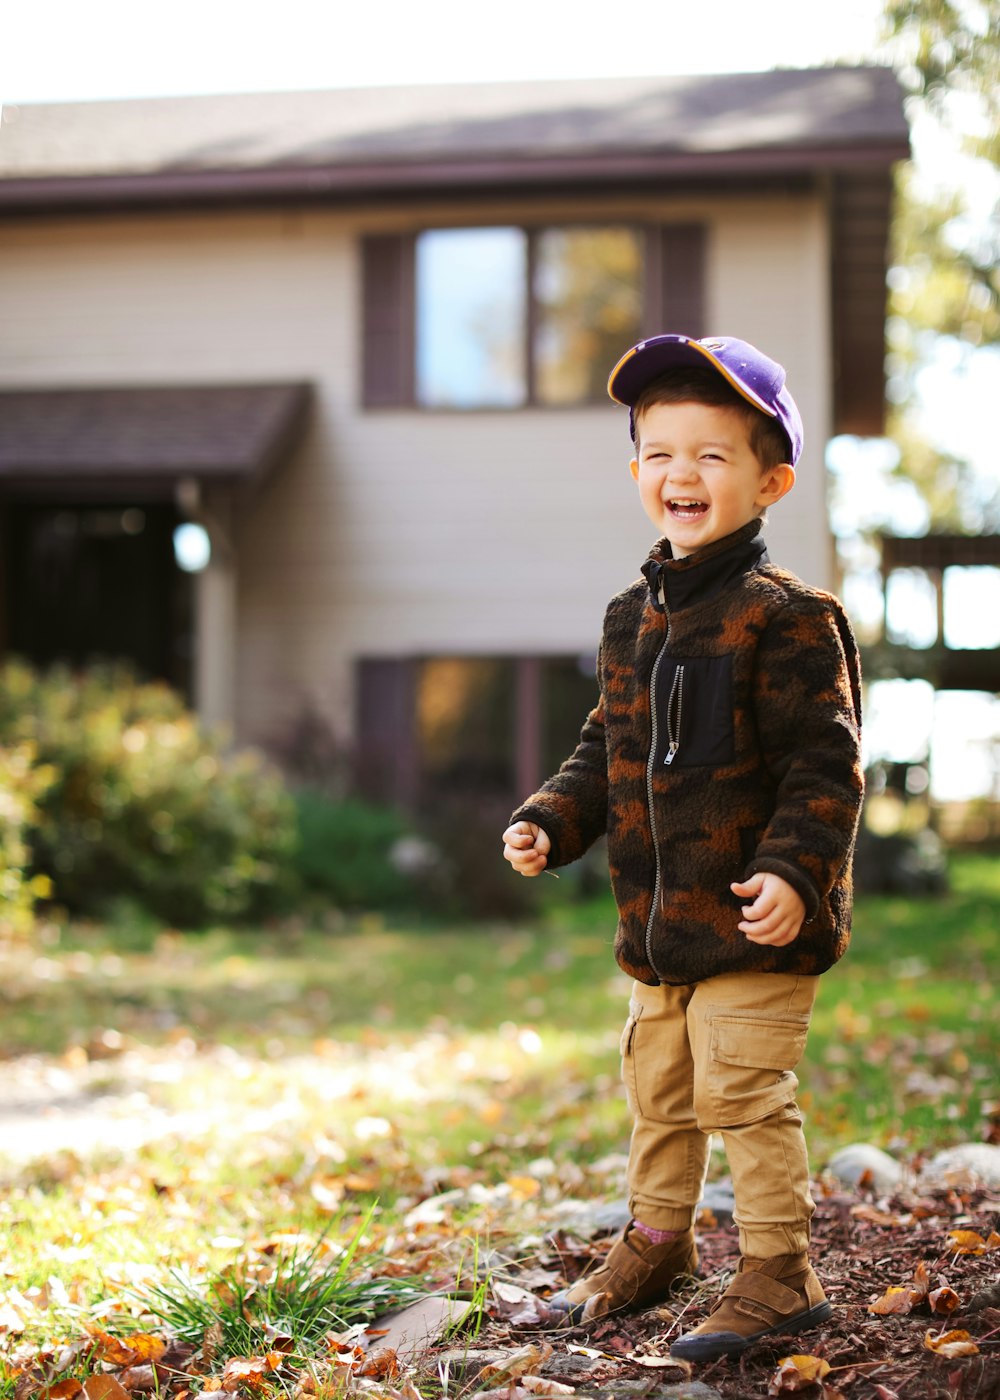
[632,367,791,468]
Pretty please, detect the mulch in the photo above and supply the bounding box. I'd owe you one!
[472,1183,1000,1400]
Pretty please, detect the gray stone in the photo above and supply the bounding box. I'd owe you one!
[363,1295,473,1366]
[539,1353,606,1382]
[825,1143,904,1192]
[431,1346,507,1381]
[589,1200,632,1231]
[920,1142,1000,1188]
[698,1179,735,1222]
[562,1184,735,1235]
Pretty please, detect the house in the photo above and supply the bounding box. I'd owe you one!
[0,68,908,811]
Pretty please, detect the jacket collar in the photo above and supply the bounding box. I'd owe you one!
[641,519,770,613]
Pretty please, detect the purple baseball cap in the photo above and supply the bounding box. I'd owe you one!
[607,333,803,467]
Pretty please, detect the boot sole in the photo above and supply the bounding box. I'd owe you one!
[669,1300,833,1362]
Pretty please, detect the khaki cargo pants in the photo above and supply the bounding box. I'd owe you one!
[621,971,819,1258]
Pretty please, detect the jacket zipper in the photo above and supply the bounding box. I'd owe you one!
[643,586,670,980]
[664,665,684,765]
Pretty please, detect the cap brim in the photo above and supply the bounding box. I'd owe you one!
[607,336,778,419]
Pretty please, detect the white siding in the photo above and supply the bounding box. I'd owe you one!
[0,192,834,747]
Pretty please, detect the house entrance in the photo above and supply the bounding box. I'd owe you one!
[2,501,194,697]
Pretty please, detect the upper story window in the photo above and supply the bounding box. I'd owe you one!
[413,224,644,408]
[416,227,528,408]
[362,222,705,411]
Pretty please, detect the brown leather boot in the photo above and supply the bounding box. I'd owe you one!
[669,1252,832,1362]
[549,1222,698,1324]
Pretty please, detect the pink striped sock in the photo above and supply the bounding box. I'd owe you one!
[632,1219,683,1244]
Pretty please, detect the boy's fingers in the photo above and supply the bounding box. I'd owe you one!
[731,875,762,897]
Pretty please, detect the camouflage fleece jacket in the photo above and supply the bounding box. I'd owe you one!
[512,519,864,986]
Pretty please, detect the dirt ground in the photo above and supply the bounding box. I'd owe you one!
[467,1182,1000,1400]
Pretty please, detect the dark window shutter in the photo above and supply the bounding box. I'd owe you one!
[361,234,415,408]
[355,657,418,805]
[644,224,707,339]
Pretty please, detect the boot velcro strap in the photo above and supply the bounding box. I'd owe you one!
[725,1271,802,1316]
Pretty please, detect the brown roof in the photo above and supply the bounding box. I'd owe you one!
[0,68,909,210]
[0,384,311,497]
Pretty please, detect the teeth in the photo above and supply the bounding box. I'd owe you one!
[670,500,705,508]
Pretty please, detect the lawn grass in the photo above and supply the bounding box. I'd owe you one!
[1,852,997,1343]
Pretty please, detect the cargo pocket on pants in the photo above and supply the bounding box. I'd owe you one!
[619,997,643,1116]
[702,1012,810,1128]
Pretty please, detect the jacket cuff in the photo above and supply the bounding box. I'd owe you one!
[744,857,821,921]
[510,804,564,870]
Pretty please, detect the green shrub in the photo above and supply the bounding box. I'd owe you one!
[0,743,54,937]
[292,789,422,909]
[0,660,297,926]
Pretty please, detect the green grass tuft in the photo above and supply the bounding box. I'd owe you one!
[137,1217,427,1359]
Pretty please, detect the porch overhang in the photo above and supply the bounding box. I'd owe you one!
[0,382,311,500]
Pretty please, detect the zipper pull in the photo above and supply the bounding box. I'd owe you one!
[664,742,679,766]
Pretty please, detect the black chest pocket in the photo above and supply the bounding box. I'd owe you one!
[654,654,734,768]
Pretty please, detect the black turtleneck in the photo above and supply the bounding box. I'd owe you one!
[641,519,770,614]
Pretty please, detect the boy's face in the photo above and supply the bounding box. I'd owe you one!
[630,400,794,558]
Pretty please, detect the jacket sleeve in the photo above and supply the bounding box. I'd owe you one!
[747,595,864,918]
[510,648,609,869]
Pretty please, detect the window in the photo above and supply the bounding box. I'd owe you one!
[416,228,528,408]
[534,227,644,404]
[356,655,600,809]
[362,223,705,409]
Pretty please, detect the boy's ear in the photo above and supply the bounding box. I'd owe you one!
[629,457,640,481]
[757,463,795,506]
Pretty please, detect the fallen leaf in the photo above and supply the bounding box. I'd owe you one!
[868,1259,936,1316]
[868,1286,916,1316]
[116,1367,157,1392]
[492,1281,537,1305]
[768,1354,831,1393]
[220,1354,283,1390]
[520,1379,575,1396]
[89,1332,166,1369]
[357,1348,399,1380]
[0,1299,28,1335]
[476,1342,554,1385]
[948,1230,993,1256]
[929,1286,961,1316]
[83,1380,131,1400]
[924,1329,980,1358]
[202,1322,224,1368]
[910,1260,930,1300]
[625,1352,691,1374]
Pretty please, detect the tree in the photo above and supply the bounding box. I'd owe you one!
[876,1,1000,530]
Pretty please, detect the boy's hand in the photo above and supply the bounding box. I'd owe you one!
[503,821,551,877]
[731,872,805,946]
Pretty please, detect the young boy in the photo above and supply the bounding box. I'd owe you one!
[502,334,863,1363]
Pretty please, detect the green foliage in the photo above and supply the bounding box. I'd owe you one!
[139,1219,427,1359]
[0,659,297,927]
[0,743,54,938]
[292,790,419,909]
[880,0,999,528]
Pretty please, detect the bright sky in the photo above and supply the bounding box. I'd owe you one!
[3,0,892,104]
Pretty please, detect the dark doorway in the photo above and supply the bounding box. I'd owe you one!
[2,502,194,696]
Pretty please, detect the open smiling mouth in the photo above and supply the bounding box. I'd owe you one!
[667,499,709,519]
